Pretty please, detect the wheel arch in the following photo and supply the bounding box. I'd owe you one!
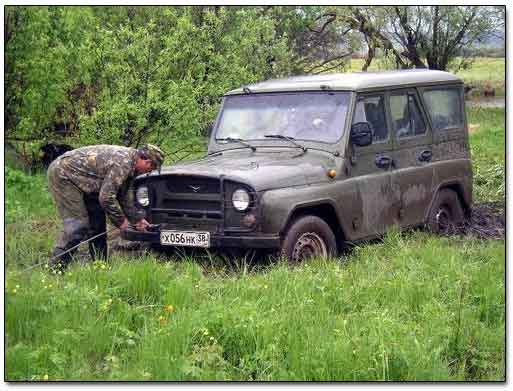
[282,200,347,252]
[426,180,471,222]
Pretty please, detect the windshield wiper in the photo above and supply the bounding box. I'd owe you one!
[217,137,256,151]
[264,134,307,152]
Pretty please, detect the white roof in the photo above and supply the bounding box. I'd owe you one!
[226,69,463,95]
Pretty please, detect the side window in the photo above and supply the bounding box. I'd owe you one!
[422,87,463,131]
[390,93,426,139]
[352,95,388,142]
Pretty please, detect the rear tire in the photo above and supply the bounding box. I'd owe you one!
[427,188,464,234]
[280,215,337,263]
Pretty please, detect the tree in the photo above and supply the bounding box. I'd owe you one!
[342,6,504,71]
[259,6,358,74]
[5,6,96,164]
[77,6,295,151]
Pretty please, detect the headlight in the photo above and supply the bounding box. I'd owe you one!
[232,189,250,211]
[136,186,149,206]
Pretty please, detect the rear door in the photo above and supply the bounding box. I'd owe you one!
[388,88,434,228]
[421,85,472,209]
[349,93,400,238]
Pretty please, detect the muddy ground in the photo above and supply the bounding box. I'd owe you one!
[449,201,505,240]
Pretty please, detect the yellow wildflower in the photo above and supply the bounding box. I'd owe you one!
[12,289,17,294]
[43,374,49,381]
[158,315,167,326]
[164,304,174,313]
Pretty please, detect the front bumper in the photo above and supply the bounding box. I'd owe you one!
[121,229,281,249]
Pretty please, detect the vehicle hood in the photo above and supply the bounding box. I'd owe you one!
[144,149,338,191]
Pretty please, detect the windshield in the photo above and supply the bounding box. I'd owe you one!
[215,92,351,143]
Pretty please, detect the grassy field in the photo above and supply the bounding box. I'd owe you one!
[349,57,505,97]
[4,106,505,381]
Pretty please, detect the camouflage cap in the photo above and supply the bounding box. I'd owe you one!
[139,144,165,169]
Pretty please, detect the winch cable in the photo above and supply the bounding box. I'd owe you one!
[20,227,118,273]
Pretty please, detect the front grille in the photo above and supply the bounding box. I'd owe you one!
[141,175,258,234]
[165,177,220,194]
[145,176,223,229]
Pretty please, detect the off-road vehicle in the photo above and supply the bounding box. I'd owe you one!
[123,70,472,262]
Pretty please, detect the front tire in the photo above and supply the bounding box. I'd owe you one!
[280,215,337,263]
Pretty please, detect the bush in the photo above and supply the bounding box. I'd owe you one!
[5,167,55,224]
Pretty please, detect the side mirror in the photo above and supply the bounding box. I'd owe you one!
[350,122,373,147]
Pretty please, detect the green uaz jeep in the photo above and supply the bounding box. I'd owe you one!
[123,70,472,262]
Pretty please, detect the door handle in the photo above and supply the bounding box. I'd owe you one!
[375,155,394,169]
[419,150,432,162]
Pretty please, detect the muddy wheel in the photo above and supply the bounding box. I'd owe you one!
[427,188,464,234]
[280,215,337,263]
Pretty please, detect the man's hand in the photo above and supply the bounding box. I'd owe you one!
[135,218,151,232]
[120,218,129,231]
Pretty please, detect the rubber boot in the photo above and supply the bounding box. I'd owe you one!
[85,194,108,262]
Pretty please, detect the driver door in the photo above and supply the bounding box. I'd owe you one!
[348,93,400,238]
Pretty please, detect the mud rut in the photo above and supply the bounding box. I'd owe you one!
[447,202,505,240]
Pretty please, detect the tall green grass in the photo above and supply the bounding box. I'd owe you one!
[5,233,504,381]
[5,107,505,381]
[455,57,505,96]
[467,107,505,202]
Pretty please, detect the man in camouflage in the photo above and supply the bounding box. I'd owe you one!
[47,144,165,270]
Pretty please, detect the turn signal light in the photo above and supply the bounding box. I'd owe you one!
[327,169,337,178]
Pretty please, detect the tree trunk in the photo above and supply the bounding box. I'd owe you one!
[362,36,375,71]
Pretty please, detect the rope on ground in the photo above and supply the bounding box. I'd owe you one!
[19,228,118,273]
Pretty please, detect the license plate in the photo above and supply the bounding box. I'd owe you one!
[160,230,210,248]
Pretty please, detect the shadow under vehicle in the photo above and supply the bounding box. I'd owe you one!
[123,70,472,263]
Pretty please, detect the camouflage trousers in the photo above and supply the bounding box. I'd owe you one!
[47,158,107,268]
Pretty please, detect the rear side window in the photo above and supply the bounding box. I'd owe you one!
[422,87,463,131]
[390,93,426,138]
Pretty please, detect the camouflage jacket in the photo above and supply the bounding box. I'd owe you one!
[56,145,145,227]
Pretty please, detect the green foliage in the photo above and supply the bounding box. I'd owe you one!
[5,6,95,140]
[455,57,505,97]
[6,6,296,152]
[5,166,33,188]
[6,5,504,158]
[5,167,56,225]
